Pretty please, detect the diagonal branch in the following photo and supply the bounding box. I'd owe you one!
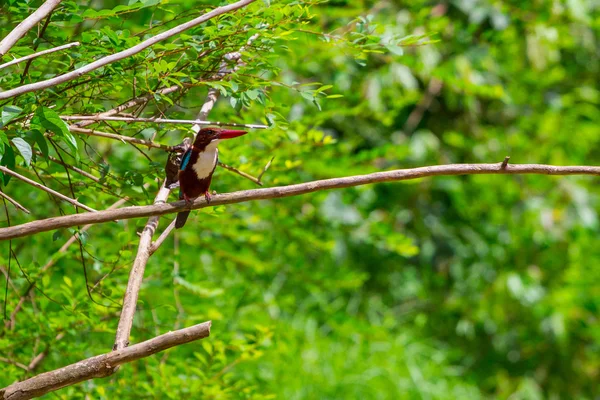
[0,162,598,241]
[0,0,63,58]
[0,321,211,400]
[0,166,96,213]
[62,115,267,129]
[0,0,256,100]
[0,42,79,70]
[0,190,30,214]
[69,126,174,151]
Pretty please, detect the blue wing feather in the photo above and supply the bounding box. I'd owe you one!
[180,149,192,171]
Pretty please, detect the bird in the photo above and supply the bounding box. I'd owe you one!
[175,127,247,228]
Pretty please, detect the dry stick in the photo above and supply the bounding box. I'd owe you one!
[62,115,268,129]
[0,166,95,213]
[0,0,256,100]
[113,32,260,350]
[0,42,80,70]
[0,321,211,400]
[0,191,30,214]
[1,162,598,243]
[69,126,173,151]
[7,199,128,328]
[0,0,63,57]
[74,84,187,128]
[113,183,169,350]
[218,162,263,186]
[35,151,100,183]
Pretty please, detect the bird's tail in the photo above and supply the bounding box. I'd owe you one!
[175,211,191,229]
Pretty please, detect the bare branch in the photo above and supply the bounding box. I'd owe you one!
[35,151,100,183]
[62,116,268,129]
[68,126,173,151]
[8,198,128,328]
[218,162,263,186]
[0,166,96,213]
[74,84,189,128]
[113,183,170,350]
[0,190,30,214]
[0,42,79,70]
[0,321,211,400]
[0,162,598,241]
[0,0,256,100]
[149,219,177,255]
[0,0,63,57]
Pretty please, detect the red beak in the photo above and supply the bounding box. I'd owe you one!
[218,129,247,139]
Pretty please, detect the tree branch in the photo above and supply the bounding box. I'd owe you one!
[0,0,256,100]
[0,166,96,213]
[0,190,30,214]
[0,321,211,400]
[68,126,173,151]
[62,115,267,129]
[0,42,79,70]
[0,0,63,58]
[0,162,598,241]
[113,183,170,350]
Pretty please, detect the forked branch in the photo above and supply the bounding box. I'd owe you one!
[0,321,211,400]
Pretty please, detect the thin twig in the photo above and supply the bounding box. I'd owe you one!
[0,42,79,70]
[68,126,173,151]
[0,190,30,214]
[218,162,262,186]
[113,32,260,352]
[0,166,95,213]
[0,0,256,99]
[35,151,100,183]
[74,84,189,128]
[62,116,268,129]
[113,182,169,351]
[0,162,599,241]
[0,0,63,57]
[8,198,128,327]
[149,219,177,255]
[256,156,274,183]
[1,321,211,400]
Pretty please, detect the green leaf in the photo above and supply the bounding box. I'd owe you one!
[33,107,78,155]
[30,130,49,159]
[0,146,15,185]
[1,105,23,127]
[12,138,32,166]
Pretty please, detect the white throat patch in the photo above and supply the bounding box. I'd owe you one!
[192,140,219,179]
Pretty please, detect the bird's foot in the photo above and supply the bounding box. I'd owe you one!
[183,194,194,207]
[204,191,212,204]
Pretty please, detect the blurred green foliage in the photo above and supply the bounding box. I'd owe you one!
[1,0,599,398]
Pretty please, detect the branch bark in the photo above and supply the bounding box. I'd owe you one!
[0,162,598,241]
[0,0,256,100]
[112,31,260,351]
[0,0,63,58]
[0,321,211,400]
[0,166,96,213]
[62,115,267,129]
[0,42,79,70]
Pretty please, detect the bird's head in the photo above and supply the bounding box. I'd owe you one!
[192,127,247,150]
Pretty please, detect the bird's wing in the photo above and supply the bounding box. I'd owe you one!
[180,148,193,171]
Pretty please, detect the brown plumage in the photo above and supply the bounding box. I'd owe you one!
[175,127,247,228]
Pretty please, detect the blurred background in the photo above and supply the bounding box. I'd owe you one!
[1,0,599,398]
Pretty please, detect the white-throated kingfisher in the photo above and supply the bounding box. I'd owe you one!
[175,127,247,228]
